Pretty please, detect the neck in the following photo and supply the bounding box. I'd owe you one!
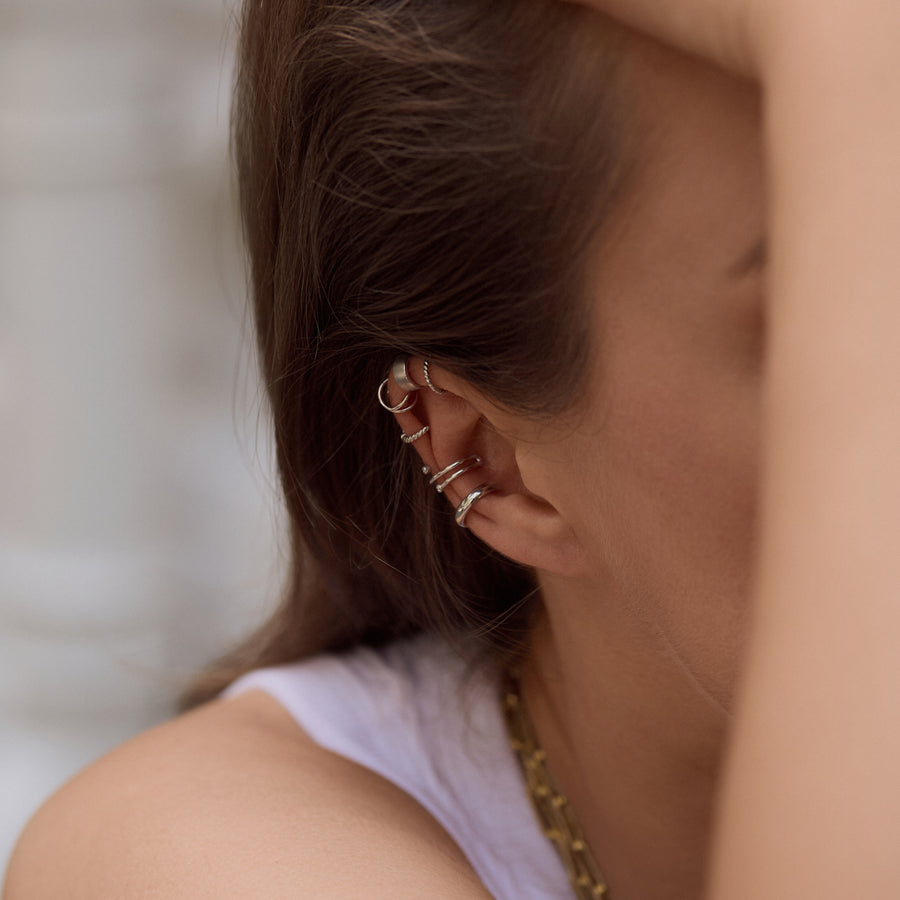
[522,574,731,900]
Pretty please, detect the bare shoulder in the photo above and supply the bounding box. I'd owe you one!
[3,689,493,899]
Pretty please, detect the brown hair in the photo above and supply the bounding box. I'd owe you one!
[182,0,631,707]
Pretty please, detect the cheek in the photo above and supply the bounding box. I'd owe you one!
[573,318,762,621]
[562,339,760,706]
[616,383,759,578]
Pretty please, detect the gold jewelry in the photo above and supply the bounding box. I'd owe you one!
[502,667,610,899]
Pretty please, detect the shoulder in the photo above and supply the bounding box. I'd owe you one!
[3,689,493,899]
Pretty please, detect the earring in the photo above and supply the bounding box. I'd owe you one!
[428,455,483,494]
[391,357,421,394]
[423,359,447,395]
[377,378,417,413]
[400,425,429,444]
[455,483,497,528]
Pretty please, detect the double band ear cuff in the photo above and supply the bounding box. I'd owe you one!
[428,455,482,494]
[378,378,417,413]
[423,359,446,395]
[455,483,497,528]
[400,425,429,444]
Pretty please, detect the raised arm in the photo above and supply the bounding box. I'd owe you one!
[568,1,900,896]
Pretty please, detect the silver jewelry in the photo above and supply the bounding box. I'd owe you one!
[428,455,482,494]
[423,359,447,395]
[391,357,420,394]
[400,425,429,444]
[378,378,417,413]
[422,466,431,476]
[454,483,497,528]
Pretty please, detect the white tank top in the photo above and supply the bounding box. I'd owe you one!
[223,634,570,899]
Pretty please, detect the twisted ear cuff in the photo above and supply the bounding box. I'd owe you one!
[380,359,429,440]
[423,359,446,394]
[400,425,429,444]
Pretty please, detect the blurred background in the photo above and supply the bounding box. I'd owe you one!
[0,0,282,874]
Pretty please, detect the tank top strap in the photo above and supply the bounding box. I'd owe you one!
[223,635,570,899]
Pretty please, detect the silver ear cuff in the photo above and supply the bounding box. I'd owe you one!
[423,359,447,395]
[400,425,429,444]
[378,378,417,413]
[428,455,482,494]
[455,483,497,528]
[391,357,421,394]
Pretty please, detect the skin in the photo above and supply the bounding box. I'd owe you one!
[7,1,900,897]
[401,1,900,893]
[3,690,494,899]
[399,36,766,900]
[562,3,900,898]
[5,42,764,898]
[521,46,764,899]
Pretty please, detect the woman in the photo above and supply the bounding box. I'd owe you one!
[5,0,899,897]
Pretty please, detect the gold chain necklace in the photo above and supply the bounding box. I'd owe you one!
[501,666,611,899]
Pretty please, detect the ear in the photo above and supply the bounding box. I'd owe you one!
[383,358,589,578]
